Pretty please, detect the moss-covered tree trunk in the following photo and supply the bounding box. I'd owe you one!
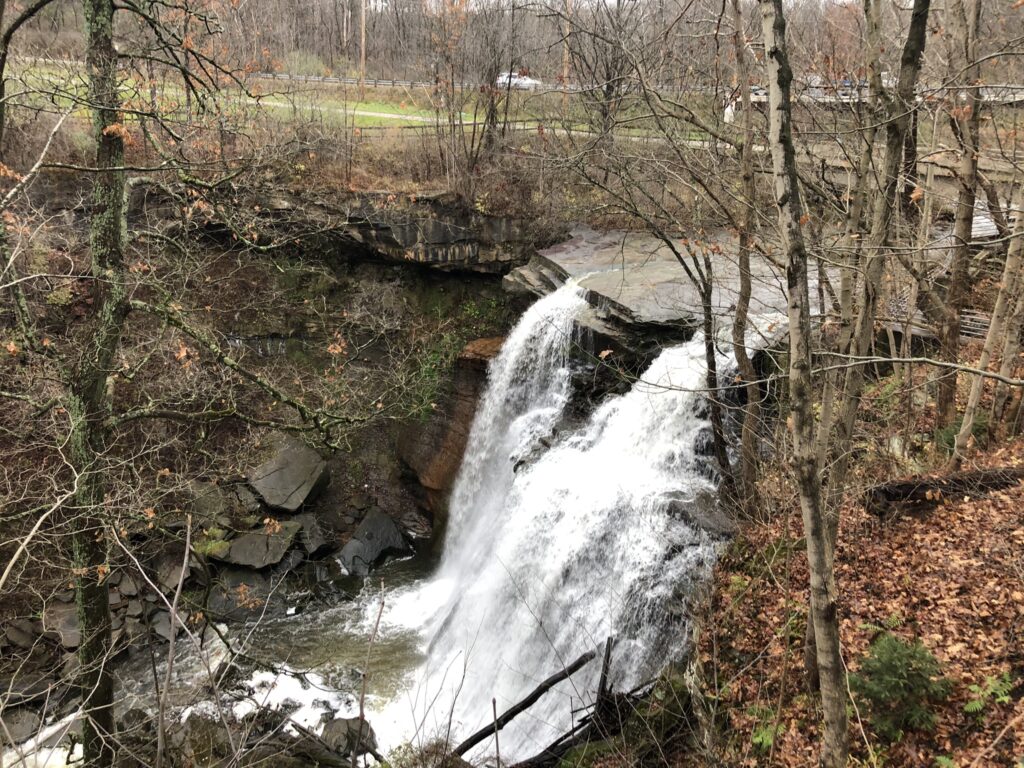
[70,0,126,764]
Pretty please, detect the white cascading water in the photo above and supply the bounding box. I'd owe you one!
[379,282,725,759]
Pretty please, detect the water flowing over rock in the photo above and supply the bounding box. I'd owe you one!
[505,226,795,355]
[377,283,727,758]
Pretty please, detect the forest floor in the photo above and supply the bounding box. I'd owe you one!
[694,434,1024,767]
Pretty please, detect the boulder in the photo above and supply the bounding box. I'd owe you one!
[188,480,266,530]
[156,551,190,593]
[293,512,332,556]
[149,611,180,642]
[348,493,372,511]
[337,510,410,577]
[207,568,274,622]
[247,435,329,512]
[0,671,54,706]
[320,716,378,756]
[177,712,233,765]
[188,480,229,522]
[42,601,80,649]
[0,707,41,745]
[4,619,37,651]
[119,574,140,597]
[215,520,302,569]
[231,484,263,515]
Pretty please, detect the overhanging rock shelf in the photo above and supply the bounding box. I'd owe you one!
[504,225,797,357]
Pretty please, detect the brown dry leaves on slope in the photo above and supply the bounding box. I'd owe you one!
[694,440,1024,767]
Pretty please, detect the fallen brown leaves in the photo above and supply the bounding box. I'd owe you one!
[692,440,1024,767]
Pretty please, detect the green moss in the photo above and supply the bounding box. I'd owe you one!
[935,412,989,455]
[557,739,618,768]
[194,538,231,559]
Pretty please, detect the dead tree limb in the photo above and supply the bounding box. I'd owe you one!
[864,467,1024,517]
[452,648,598,756]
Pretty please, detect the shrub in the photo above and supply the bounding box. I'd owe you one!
[849,633,952,742]
[935,412,989,455]
[964,672,1014,721]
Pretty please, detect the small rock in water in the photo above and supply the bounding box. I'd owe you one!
[337,509,410,577]
[0,707,41,745]
[320,716,378,756]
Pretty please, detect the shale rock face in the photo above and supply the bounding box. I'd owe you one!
[247,435,330,512]
[399,337,503,522]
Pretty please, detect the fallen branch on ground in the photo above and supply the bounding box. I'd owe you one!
[864,467,1024,517]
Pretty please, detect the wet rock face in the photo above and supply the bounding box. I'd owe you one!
[506,226,797,356]
[247,435,330,512]
[337,509,411,577]
[398,337,503,524]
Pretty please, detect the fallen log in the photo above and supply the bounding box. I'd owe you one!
[864,466,1024,517]
[452,647,598,756]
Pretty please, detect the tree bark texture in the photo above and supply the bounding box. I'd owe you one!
[759,0,849,763]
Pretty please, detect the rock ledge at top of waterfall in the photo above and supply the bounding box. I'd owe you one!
[504,225,817,355]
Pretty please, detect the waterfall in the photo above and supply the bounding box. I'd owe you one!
[380,283,725,759]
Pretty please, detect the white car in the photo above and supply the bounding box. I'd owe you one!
[497,72,541,91]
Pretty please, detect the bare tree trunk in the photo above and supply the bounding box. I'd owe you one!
[759,0,848,764]
[359,0,366,98]
[74,0,127,764]
[829,0,931,544]
[991,284,1024,425]
[937,0,983,427]
[729,0,761,510]
[562,0,572,113]
[901,107,920,218]
[814,0,883,475]
[950,190,1024,466]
